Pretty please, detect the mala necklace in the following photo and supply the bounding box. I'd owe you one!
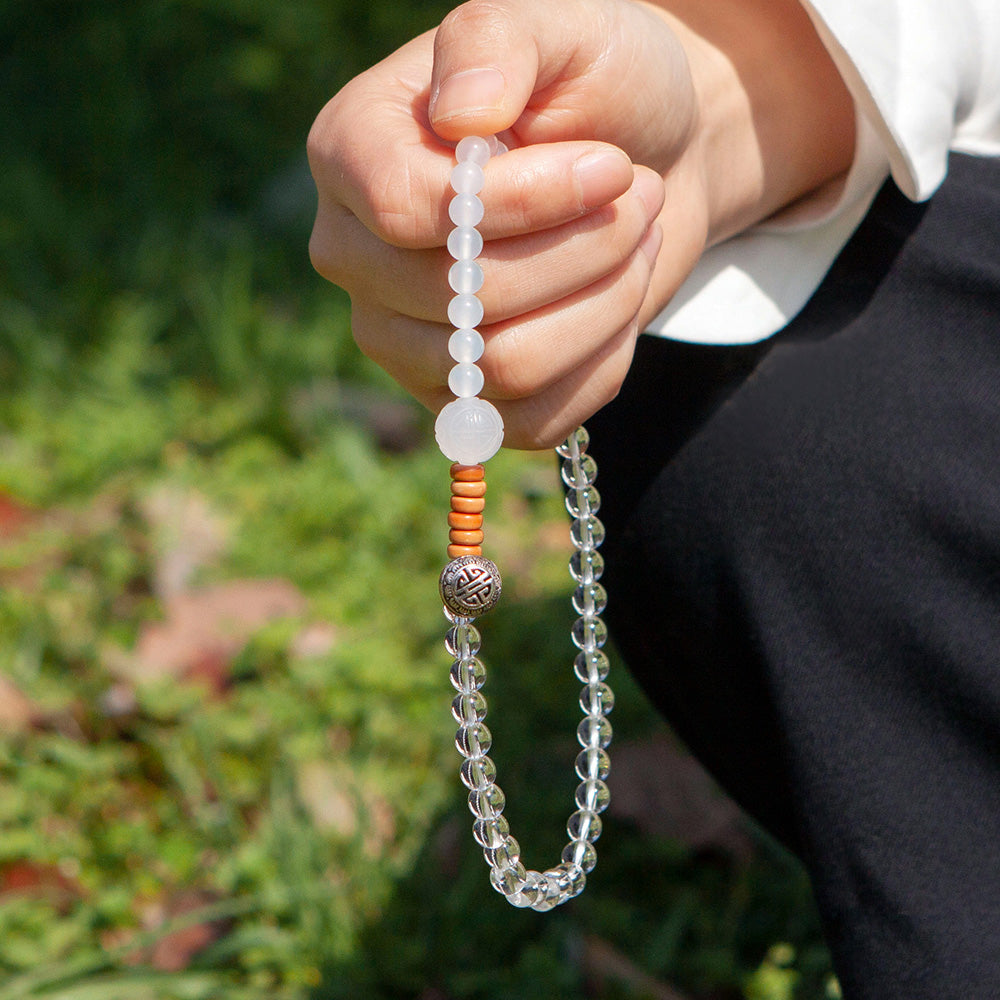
[434,136,613,911]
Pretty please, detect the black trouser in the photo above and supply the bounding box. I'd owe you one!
[589,153,1000,999]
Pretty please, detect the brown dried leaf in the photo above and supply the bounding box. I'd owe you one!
[0,674,42,735]
[124,579,307,689]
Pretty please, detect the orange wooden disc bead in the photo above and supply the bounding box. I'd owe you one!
[448,464,487,558]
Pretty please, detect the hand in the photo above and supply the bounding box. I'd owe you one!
[308,0,854,449]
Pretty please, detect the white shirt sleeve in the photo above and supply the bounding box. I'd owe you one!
[646,0,1000,346]
[800,0,1000,200]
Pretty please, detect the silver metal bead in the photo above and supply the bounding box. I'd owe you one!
[440,555,502,618]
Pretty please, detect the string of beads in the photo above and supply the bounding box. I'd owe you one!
[436,136,613,911]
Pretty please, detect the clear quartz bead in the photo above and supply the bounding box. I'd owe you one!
[574,650,610,683]
[452,690,487,725]
[567,808,603,843]
[448,362,485,399]
[483,835,520,869]
[460,755,497,790]
[447,293,484,330]
[575,778,611,813]
[456,136,491,166]
[565,484,601,517]
[450,655,486,692]
[448,259,484,295]
[449,193,484,228]
[561,454,598,489]
[575,747,611,781]
[555,426,590,458]
[509,869,544,908]
[489,861,527,895]
[571,615,608,651]
[445,624,482,658]
[570,515,606,550]
[579,681,615,716]
[447,225,484,261]
[572,582,608,617]
[450,160,485,195]
[569,549,604,584]
[435,397,504,464]
[455,721,492,757]
[473,816,510,848]
[448,328,485,364]
[469,783,507,819]
[577,716,613,751]
[561,840,597,874]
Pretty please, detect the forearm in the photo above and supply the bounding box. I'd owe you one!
[639,0,856,245]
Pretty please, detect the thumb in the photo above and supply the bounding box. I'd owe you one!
[428,0,541,141]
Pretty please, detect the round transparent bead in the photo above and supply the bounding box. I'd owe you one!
[530,874,562,912]
[571,515,606,550]
[483,834,520,869]
[445,624,482,658]
[555,426,590,458]
[508,869,544,909]
[460,754,497,790]
[567,808,603,843]
[572,582,608,617]
[577,716,613,750]
[571,615,608,651]
[561,840,598,874]
[561,454,598,489]
[448,259,484,295]
[450,160,485,195]
[569,549,604,584]
[435,397,504,464]
[455,721,492,757]
[580,681,615,716]
[574,650,610,684]
[565,484,601,518]
[456,135,491,166]
[575,777,611,813]
[451,690,487,725]
[472,815,510,848]
[448,328,485,364]
[489,861,527,896]
[448,362,485,399]
[575,746,611,781]
[468,783,506,819]
[449,193,484,228]
[447,225,484,261]
[447,293,484,330]
[450,655,486,692]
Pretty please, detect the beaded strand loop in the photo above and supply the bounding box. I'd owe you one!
[437,136,612,911]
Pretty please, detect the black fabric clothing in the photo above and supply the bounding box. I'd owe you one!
[589,153,1000,999]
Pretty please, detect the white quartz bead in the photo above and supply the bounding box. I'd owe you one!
[451,161,485,195]
[456,136,491,167]
[448,226,483,261]
[449,259,484,295]
[435,397,504,464]
[448,293,484,330]
[449,328,485,363]
[448,363,485,398]
[449,194,484,228]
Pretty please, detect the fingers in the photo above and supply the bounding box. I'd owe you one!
[311,166,664,324]
[428,0,597,141]
[348,215,663,448]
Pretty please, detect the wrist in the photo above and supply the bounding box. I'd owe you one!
[637,0,855,245]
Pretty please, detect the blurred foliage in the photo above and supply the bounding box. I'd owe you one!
[0,0,834,997]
